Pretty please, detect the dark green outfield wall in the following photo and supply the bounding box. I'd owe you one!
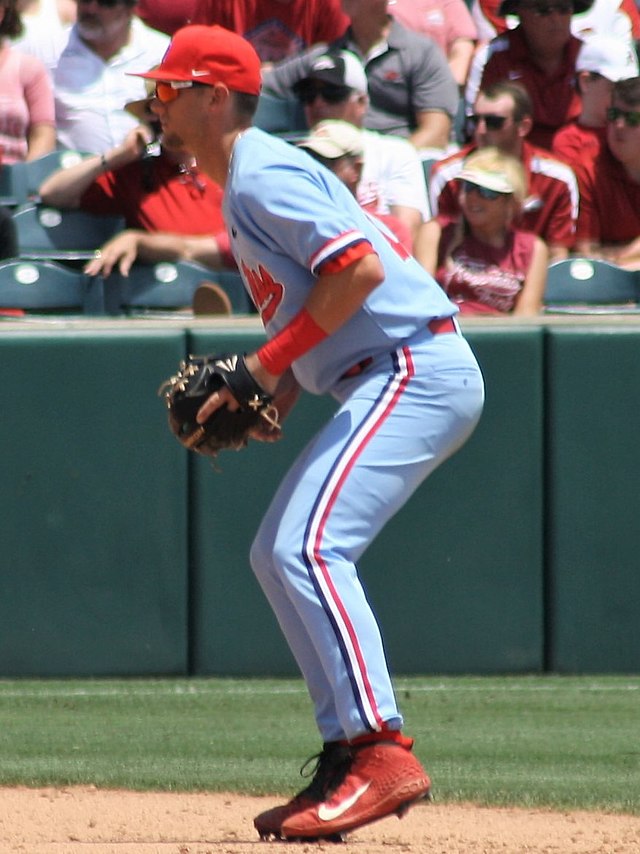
[0,319,638,677]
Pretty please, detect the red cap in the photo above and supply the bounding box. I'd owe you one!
[131,25,262,96]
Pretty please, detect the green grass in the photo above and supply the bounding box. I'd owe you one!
[0,676,638,814]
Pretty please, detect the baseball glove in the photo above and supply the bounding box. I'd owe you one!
[158,353,280,457]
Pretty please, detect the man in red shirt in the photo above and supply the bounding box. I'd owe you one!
[430,80,578,260]
[191,0,349,65]
[38,97,233,278]
[551,33,638,173]
[573,77,640,267]
[466,0,593,150]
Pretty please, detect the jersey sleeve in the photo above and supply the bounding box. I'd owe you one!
[234,158,375,273]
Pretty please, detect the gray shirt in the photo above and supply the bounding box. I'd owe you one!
[262,18,459,139]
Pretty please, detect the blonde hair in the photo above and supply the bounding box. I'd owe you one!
[462,147,527,208]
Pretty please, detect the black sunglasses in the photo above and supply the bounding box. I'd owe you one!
[295,81,353,105]
[606,106,640,127]
[467,113,509,131]
[460,180,504,201]
[519,2,573,15]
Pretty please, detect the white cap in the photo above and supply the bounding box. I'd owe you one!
[298,120,364,159]
[458,167,516,194]
[576,35,639,82]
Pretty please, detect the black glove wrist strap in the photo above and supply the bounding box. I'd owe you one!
[216,354,272,413]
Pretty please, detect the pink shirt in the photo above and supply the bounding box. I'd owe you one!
[0,46,54,164]
[391,0,477,56]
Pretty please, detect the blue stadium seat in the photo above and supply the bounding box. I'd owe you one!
[12,203,124,262]
[253,93,307,137]
[544,259,640,312]
[109,261,251,315]
[0,259,105,314]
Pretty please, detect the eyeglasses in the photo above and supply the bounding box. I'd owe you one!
[76,0,126,7]
[295,81,353,105]
[606,106,640,127]
[461,180,505,201]
[519,2,573,15]
[467,113,509,131]
[154,80,210,103]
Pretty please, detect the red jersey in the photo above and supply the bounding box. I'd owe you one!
[479,27,583,150]
[430,141,578,248]
[574,147,640,244]
[191,0,349,63]
[136,0,198,35]
[551,121,606,174]
[436,220,537,314]
[80,152,233,264]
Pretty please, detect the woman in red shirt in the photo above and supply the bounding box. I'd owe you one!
[416,147,548,315]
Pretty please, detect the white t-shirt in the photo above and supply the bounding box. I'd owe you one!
[358,129,430,221]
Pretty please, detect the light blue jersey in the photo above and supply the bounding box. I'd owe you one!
[226,125,484,744]
[224,128,456,394]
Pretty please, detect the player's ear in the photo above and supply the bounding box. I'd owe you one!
[208,82,231,106]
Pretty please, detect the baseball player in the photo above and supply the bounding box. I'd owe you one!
[135,25,485,842]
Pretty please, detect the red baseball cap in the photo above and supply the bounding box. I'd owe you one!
[131,25,262,96]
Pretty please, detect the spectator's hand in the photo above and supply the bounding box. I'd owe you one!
[83,231,140,277]
[107,125,157,169]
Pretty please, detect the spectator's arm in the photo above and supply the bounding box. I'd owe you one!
[513,236,548,316]
[38,126,153,208]
[83,230,225,278]
[413,218,442,275]
[447,38,476,88]
[410,110,452,152]
[26,123,56,161]
[388,204,422,244]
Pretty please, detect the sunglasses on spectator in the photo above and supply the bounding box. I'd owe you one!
[154,81,210,103]
[461,181,506,201]
[76,0,127,7]
[606,106,640,127]
[467,113,509,131]
[519,2,573,15]
[296,81,353,105]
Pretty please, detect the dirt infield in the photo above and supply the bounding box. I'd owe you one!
[2,788,639,854]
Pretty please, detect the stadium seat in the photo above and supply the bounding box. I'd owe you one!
[0,162,28,208]
[109,260,251,315]
[12,204,124,262]
[19,149,87,203]
[253,93,307,137]
[0,259,105,314]
[544,259,640,311]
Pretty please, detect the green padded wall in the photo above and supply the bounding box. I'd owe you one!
[361,328,545,674]
[189,327,545,676]
[0,330,188,676]
[545,327,640,673]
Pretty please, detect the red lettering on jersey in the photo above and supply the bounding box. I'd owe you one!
[241,261,284,323]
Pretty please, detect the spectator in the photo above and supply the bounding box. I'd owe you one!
[191,0,349,65]
[297,119,414,249]
[466,0,594,150]
[572,76,640,268]
[38,93,233,277]
[389,0,478,89]
[552,34,639,171]
[470,0,640,46]
[430,81,578,260]
[0,0,55,162]
[262,0,459,152]
[290,49,429,243]
[135,0,197,35]
[415,147,548,315]
[50,0,169,154]
[12,0,75,69]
